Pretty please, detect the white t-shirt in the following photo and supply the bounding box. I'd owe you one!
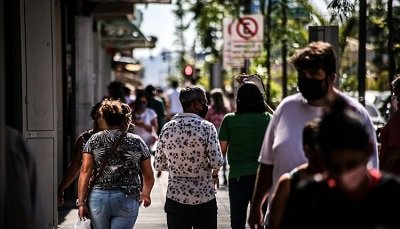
[167,88,183,114]
[133,108,157,147]
[259,92,379,196]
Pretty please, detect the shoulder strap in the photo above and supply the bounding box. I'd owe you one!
[85,131,127,200]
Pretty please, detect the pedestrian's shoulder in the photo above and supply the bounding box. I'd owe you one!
[223,112,235,119]
[281,93,304,105]
[203,119,214,127]
[89,131,103,139]
[380,172,400,188]
[161,119,178,129]
[262,111,273,118]
[6,127,27,152]
[78,128,94,140]
[153,97,164,105]
[340,92,369,116]
[274,93,304,113]
[292,174,325,197]
[127,132,145,142]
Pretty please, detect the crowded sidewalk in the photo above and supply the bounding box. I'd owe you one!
[58,171,232,229]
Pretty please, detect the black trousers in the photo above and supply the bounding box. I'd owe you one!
[164,198,218,229]
[229,174,268,229]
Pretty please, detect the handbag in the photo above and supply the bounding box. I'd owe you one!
[74,218,91,229]
[84,131,127,201]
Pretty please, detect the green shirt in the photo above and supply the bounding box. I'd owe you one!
[218,112,272,178]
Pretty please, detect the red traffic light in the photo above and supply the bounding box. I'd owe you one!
[183,65,194,77]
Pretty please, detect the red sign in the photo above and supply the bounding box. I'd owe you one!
[236,17,258,40]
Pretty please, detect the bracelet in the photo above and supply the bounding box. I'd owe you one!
[76,199,87,207]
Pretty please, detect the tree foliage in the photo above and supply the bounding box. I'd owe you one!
[174,0,400,99]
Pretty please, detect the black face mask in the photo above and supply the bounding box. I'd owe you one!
[198,103,209,118]
[297,77,329,102]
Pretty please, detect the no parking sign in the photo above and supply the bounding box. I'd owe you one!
[223,15,264,68]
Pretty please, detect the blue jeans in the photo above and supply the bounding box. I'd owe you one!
[88,189,139,229]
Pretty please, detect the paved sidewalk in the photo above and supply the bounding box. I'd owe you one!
[58,172,232,229]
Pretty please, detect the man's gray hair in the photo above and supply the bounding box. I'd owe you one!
[179,86,206,104]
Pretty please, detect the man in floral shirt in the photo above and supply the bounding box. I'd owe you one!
[154,85,224,229]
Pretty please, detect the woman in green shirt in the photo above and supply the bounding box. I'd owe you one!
[219,82,272,229]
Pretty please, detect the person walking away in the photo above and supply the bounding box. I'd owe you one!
[218,82,272,229]
[77,99,154,229]
[206,88,230,130]
[248,41,379,229]
[206,88,230,185]
[156,86,168,108]
[380,75,400,175]
[132,89,158,150]
[154,86,224,229]
[57,102,107,206]
[106,81,126,103]
[281,97,400,229]
[166,80,183,120]
[5,126,46,229]
[268,119,324,229]
[145,84,166,135]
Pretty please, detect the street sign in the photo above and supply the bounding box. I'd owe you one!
[223,15,264,68]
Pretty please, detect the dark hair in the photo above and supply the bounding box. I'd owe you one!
[145,85,156,97]
[133,89,148,109]
[171,80,179,89]
[210,88,227,114]
[90,101,103,120]
[302,119,320,148]
[318,97,370,163]
[236,82,266,114]
[292,41,336,76]
[107,81,126,102]
[100,99,131,126]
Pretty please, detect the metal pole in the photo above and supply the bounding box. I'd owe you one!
[281,0,288,99]
[358,0,366,106]
[0,0,6,222]
[388,0,395,82]
[244,59,250,74]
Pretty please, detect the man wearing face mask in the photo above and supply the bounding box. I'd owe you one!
[380,75,400,174]
[248,41,379,229]
[154,85,224,229]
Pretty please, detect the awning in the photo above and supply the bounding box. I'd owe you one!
[100,18,157,49]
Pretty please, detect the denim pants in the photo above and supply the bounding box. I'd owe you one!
[164,198,217,229]
[228,174,257,229]
[88,189,140,229]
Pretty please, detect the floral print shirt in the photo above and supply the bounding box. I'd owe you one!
[83,129,151,201]
[154,113,224,205]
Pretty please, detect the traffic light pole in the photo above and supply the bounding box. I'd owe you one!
[358,0,366,106]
